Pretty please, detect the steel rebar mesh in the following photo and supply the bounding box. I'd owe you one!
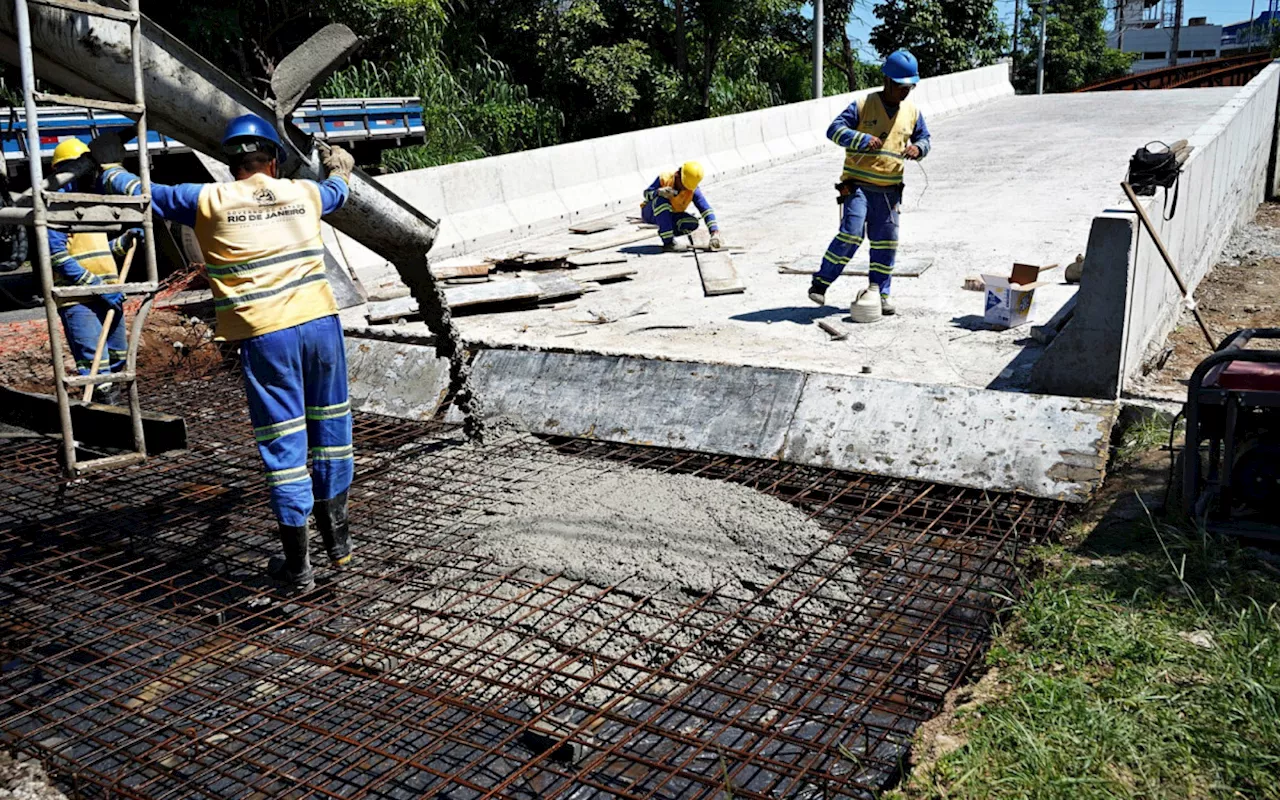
[0,366,1066,799]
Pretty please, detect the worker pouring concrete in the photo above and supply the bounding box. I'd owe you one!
[640,161,723,252]
[46,138,144,405]
[809,49,931,316]
[89,115,357,595]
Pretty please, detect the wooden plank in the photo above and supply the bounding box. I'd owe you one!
[366,278,544,321]
[569,219,615,234]
[365,295,419,323]
[695,252,745,296]
[566,252,629,267]
[572,264,638,284]
[568,228,654,253]
[432,262,492,280]
[0,385,187,455]
[849,257,934,277]
[531,273,584,303]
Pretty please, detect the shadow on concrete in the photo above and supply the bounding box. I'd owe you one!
[730,306,845,325]
[621,244,667,256]
[986,339,1047,391]
[950,314,991,332]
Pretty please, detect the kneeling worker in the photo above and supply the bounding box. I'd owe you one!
[91,116,357,594]
[47,138,143,404]
[809,49,931,315]
[641,161,723,251]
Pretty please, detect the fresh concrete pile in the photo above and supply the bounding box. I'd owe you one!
[352,428,864,717]
[0,752,67,800]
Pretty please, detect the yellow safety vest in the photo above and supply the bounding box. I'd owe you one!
[53,232,118,309]
[841,92,918,187]
[194,173,336,342]
[644,171,695,213]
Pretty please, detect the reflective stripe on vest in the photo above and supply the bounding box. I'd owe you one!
[194,173,336,341]
[841,93,918,187]
[54,232,119,308]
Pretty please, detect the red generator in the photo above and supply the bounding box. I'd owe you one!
[1182,329,1280,538]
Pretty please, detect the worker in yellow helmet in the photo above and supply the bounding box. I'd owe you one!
[91,116,357,596]
[46,138,143,405]
[640,160,722,252]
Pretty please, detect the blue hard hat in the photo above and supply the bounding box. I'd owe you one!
[221,113,286,164]
[882,50,920,85]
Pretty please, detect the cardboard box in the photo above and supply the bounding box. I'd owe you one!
[981,267,1047,330]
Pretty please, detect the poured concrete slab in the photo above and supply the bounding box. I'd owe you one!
[469,349,1115,501]
[363,89,1236,392]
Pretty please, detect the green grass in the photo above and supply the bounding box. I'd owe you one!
[887,506,1280,800]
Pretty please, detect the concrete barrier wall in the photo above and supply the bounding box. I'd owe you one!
[1031,63,1280,398]
[335,62,1014,273]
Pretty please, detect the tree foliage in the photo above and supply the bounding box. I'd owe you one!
[1012,0,1134,92]
[869,0,1007,77]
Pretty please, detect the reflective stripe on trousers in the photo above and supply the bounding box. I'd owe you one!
[814,185,902,295]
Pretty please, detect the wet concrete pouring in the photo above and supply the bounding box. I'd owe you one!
[0,364,1065,799]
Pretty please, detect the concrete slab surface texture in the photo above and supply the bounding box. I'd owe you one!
[356,88,1236,392]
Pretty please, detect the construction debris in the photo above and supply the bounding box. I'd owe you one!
[818,319,849,340]
[962,275,985,292]
[568,218,615,234]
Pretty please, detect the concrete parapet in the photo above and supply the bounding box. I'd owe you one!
[1032,63,1280,398]
[331,62,1014,273]
[467,348,1114,502]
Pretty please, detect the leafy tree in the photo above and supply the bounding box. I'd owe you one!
[869,0,1007,78]
[1012,0,1134,92]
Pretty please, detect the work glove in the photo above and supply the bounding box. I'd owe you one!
[709,232,723,250]
[657,186,678,199]
[88,131,127,168]
[322,144,355,181]
[102,292,125,315]
[114,227,144,256]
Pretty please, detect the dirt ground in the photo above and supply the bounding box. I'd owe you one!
[1136,202,1280,399]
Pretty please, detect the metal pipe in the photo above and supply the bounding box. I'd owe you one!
[13,0,77,472]
[0,5,483,436]
[812,0,823,99]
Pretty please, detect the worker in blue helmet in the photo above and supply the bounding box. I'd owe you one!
[809,49,931,316]
[90,113,358,595]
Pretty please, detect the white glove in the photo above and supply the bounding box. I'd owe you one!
[322,144,355,181]
[709,233,723,250]
[657,186,678,199]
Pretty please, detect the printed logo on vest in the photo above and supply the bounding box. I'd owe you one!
[253,187,277,206]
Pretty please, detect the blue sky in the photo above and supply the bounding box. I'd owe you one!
[840,0,1262,60]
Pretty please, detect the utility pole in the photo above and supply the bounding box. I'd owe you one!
[1013,0,1021,61]
[1169,0,1182,66]
[1036,1,1048,95]
[1249,0,1257,47]
[1117,0,1125,51]
[813,0,824,99]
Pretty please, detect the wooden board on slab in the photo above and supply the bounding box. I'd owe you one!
[366,279,544,321]
[432,262,493,280]
[531,273,584,303]
[566,252,629,267]
[568,228,654,253]
[572,264,638,284]
[569,218,616,234]
[849,257,934,277]
[695,252,745,296]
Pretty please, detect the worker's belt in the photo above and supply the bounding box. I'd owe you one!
[834,179,900,204]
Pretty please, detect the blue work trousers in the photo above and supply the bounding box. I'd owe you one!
[814,185,902,295]
[642,198,699,243]
[59,301,126,375]
[240,314,353,528]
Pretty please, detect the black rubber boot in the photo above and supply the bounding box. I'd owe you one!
[94,383,125,406]
[314,490,353,569]
[266,523,315,593]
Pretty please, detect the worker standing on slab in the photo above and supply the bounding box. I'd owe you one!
[641,161,723,252]
[90,116,357,595]
[46,138,143,405]
[809,49,931,315]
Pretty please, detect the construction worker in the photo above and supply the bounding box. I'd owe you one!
[809,49,931,315]
[47,138,143,404]
[90,115,357,594]
[641,161,722,251]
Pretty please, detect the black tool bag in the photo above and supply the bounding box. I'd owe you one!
[1128,141,1181,219]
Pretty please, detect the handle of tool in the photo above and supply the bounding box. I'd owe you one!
[1121,181,1216,351]
[82,242,138,403]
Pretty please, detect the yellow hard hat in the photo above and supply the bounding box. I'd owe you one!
[52,138,91,166]
[679,160,705,191]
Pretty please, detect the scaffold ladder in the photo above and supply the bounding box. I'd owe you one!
[14,0,159,477]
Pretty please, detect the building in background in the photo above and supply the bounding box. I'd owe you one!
[1107,0,1223,73]
[1221,6,1278,52]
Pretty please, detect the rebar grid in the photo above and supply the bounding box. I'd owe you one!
[0,369,1066,799]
